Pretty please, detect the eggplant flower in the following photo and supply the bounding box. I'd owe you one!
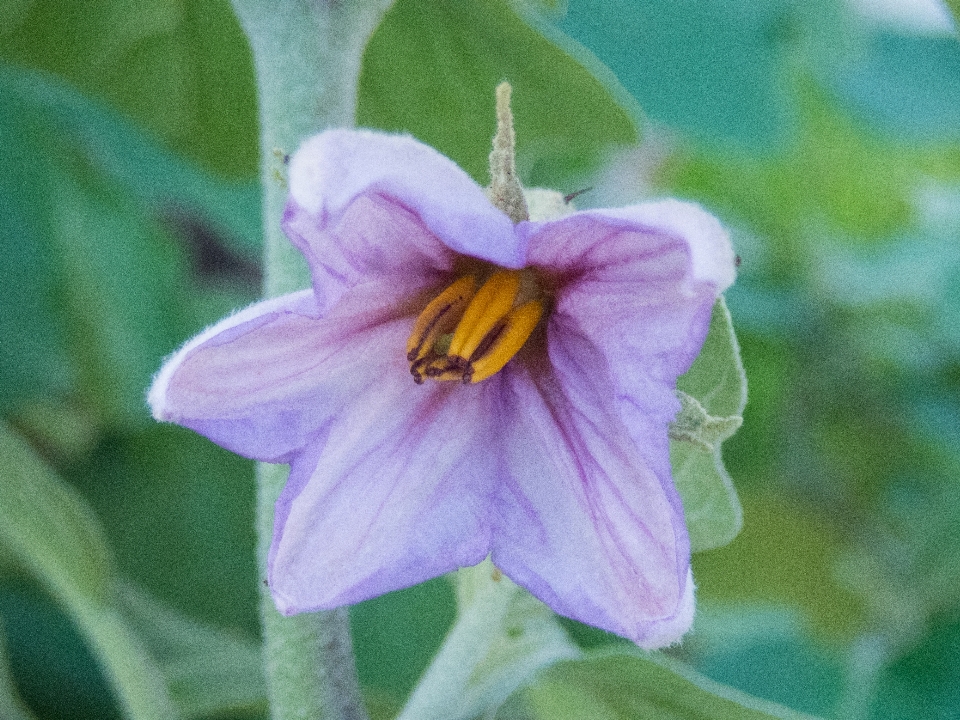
[148,128,735,648]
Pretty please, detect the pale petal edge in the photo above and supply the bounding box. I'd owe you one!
[287,129,526,268]
[147,290,317,422]
[635,568,695,650]
[607,199,736,292]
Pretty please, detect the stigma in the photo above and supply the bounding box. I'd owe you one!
[406,270,544,385]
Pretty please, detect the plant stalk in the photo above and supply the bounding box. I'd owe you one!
[231,1,394,717]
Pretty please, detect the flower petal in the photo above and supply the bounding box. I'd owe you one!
[491,324,693,648]
[523,200,733,468]
[148,283,418,463]
[268,361,499,613]
[525,199,735,290]
[283,192,454,315]
[284,130,525,311]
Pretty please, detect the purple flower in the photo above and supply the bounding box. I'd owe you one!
[148,129,735,648]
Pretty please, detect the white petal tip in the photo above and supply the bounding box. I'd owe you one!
[629,199,737,293]
[146,372,171,422]
[634,569,696,650]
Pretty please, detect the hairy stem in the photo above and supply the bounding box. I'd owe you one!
[231,1,394,717]
[234,0,394,297]
[256,464,368,720]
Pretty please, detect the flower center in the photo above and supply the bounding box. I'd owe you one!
[406,270,544,385]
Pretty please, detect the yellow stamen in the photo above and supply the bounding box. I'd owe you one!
[420,355,469,382]
[407,269,543,385]
[466,300,543,383]
[406,275,477,365]
[447,271,520,361]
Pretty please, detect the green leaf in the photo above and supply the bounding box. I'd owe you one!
[0,71,73,409]
[72,600,181,720]
[0,65,261,255]
[0,0,258,177]
[0,577,121,720]
[358,0,638,188]
[672,298,747,552]
[49,178,196,426]
[0,624,36,720]
[517,648,822,720]
[0,423,112,601]
[0,65,260,424]
[0,424,179,720]
[68,425,258,635]
[116,583,266,719]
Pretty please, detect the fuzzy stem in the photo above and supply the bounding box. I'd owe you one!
[396,565,516,720]
[834,633,890,720]
[396,561,579,720]
[230,1,393,718]
[256,464,368,720]
[234,0,394,297]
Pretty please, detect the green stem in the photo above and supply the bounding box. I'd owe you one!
[230,1,393,718]
[396,561,579,720]
[233,0,394,297]
[257,465,367,720]
[835,633,889,720]
[397,565,517,720]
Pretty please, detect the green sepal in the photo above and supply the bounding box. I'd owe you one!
[672,297,747,552]
[677,297,747,418]
[671,391,742,452]
[670,441,744,553]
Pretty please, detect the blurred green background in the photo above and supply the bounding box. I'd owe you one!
[2,0,960,718]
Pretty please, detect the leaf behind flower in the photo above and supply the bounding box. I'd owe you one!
[672,297,747,552]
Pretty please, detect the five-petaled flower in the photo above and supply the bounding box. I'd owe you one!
[148,129,735,648]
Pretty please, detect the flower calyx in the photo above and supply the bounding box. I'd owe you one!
[488,82,529,223]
